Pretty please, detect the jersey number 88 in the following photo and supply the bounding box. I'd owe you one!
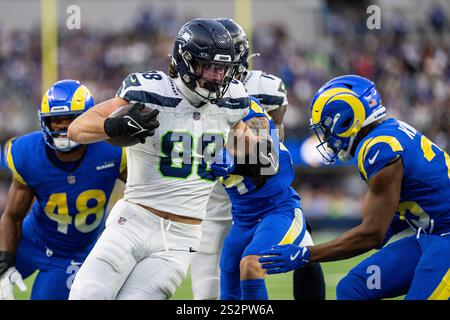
[159,131,224,181]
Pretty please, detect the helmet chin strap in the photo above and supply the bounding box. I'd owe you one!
[338,135,355,162]
[174,77,205,106]
[337,119,360,162]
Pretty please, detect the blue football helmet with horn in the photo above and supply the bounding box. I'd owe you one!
[310,75,386,164]
[39,79,94,152]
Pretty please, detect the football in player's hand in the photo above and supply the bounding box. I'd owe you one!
[105,104,155,147]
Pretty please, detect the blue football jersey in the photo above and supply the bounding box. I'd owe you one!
[355,118,450,235]
[220,98,301,226]
[5,131,126,254]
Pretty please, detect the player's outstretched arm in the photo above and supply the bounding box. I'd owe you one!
[310,159,403,261]
[68,97,129,144]
[229,117,270,157]
[228,119,255,158]
[226,117,278,176]
[260,159,403,273]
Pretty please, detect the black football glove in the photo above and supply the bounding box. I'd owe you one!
[104,103,160,144]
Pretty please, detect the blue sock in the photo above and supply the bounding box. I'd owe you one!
[220,269,241,300]
[240,279,268,300]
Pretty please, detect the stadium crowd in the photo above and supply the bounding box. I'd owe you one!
[0,3,448,223]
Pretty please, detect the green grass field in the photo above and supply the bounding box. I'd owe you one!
[14,232,404,300]
[173,252,374,300]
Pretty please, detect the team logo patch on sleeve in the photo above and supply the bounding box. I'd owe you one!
[278,81,287,94]
[123,74,141,90]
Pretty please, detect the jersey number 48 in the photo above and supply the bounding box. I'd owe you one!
[44,189,106,234]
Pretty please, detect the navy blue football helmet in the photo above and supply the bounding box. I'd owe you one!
[172,19,237,103]
[216,18,250,76]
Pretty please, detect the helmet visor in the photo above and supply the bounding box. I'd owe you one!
[195,60,235,87]
[191,59,237,102]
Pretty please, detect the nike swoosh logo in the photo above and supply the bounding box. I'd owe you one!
[290,250,301,261]
[127,121,140,130]
[260,152,279,172]
[368,150,380,165]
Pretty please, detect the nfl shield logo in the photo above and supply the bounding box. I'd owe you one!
[193,111,201,120]
[67,176,76,184]
[117,216,127,225]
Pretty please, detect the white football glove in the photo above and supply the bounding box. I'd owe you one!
[0,267,27,300]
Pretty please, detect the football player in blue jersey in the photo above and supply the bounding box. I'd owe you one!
[259,75,450,300]
[210,97,318,300]
[0,80,127,300]
[190,18,325,301]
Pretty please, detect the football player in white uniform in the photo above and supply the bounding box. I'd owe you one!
[190,18,325,300]
[66,19,276,300]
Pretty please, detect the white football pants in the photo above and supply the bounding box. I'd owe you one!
[69,199,201,300]
[191,219,232,300]
[191,183,232,300]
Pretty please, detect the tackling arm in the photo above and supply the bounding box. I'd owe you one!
[259,159,404,273]
[228,116,270,158]
[217,116,278,179]
[308,159,403,262]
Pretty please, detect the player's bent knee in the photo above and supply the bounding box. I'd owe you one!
[240,255,265,279]
[336,274,368,300]
[192,255,220,300]
[69,279,114,300]
[149,266,186,300]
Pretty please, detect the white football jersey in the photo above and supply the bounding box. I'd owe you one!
[242,70,288,112]
[116,71,249,219]
[204,182,232,221]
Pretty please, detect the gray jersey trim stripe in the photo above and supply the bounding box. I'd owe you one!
[252,94,284,106]
[123,90,182,108]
